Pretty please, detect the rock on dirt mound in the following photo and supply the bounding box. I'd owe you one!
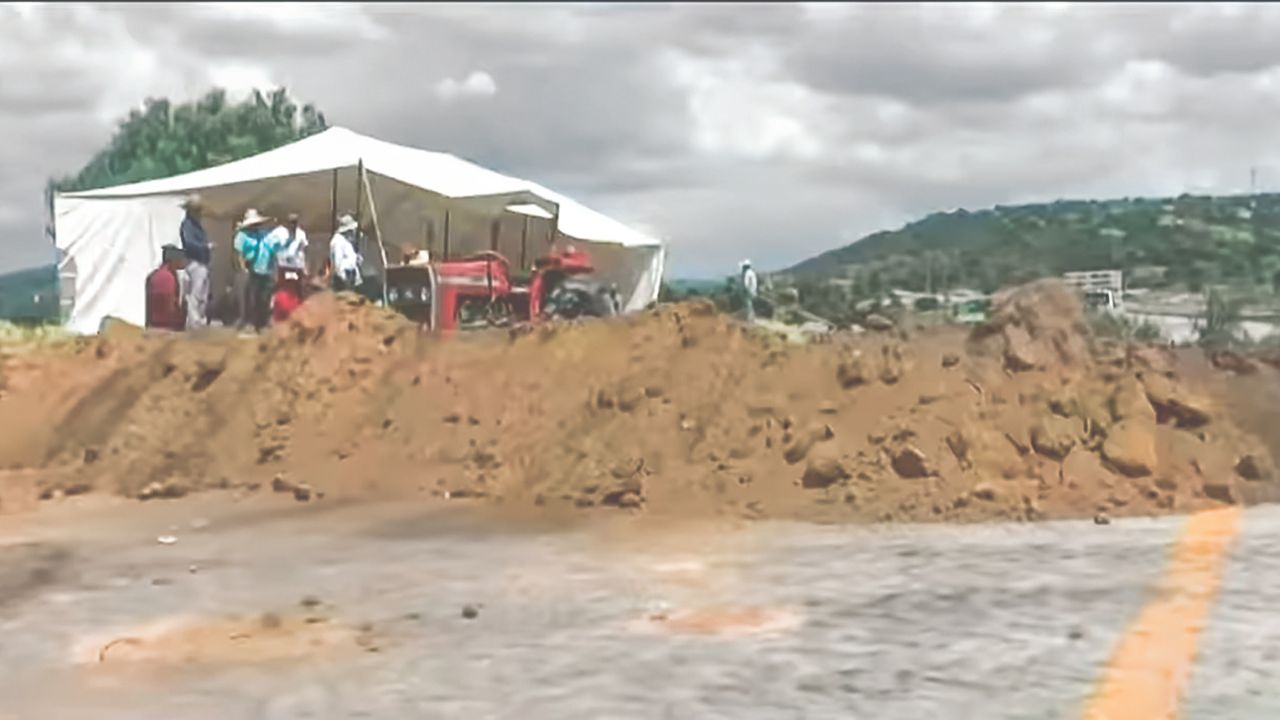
[970,279,1091,373]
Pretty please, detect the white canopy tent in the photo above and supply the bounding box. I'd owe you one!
[53,127,666,334]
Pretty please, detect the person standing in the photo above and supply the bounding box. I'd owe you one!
[271,212,309,274]
[740,259,759,322]
[233,208,279,331]
[270,213,309,323]
[178,194,211,329]
[146,245,188,332]
[329,213,363,292]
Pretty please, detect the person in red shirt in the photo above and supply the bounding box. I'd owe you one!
[146,245,188,331]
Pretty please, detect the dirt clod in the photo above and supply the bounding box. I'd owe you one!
[802,447,849,489]
[1102,421,1158,478]
[1235,454,1271,482]
[891,445,933,479]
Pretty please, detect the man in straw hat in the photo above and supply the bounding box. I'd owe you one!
[233,208,280,331]
[178,194,210,328]
[329,213,363,292]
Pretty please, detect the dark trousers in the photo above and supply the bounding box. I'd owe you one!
[241,272,274,330]
[332,269,359,293]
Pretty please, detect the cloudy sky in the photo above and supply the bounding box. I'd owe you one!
[5,2,1280,277]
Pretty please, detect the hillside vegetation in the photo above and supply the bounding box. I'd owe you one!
[782,194,1280,296]
[0,264,59,324]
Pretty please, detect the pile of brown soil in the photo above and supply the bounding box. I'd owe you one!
[1,282,1276,524]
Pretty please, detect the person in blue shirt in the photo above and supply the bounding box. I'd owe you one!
[233,208,280,331]
[178,194,211,329]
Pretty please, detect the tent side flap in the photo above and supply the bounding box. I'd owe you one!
[55,194,186,333]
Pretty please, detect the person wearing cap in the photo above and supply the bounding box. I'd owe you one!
[269,212,309,323]
[329,213,363,292]
[178,194,211,329]
[146,245,188,332]
[740,259,759,322]
[233,208,280,331]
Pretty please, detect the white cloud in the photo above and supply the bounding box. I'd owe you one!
[661,47,825,161]
[433,70,498,102]
[187,2,386,41]
[8,3,1280,277]
[207,64,279,100]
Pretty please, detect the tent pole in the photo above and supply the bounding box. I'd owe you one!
[443,211,451,260]
[330,169,338,235]
[489,219,500,252]
[359,166,390,306]
[354,159,364,253]
[520,215,529,270]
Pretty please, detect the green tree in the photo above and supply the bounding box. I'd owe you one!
[50,87,327,194]
[1200,287,1244,349]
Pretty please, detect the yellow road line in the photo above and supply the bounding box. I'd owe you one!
[1082,506,1243,720]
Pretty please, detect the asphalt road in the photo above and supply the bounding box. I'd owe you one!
[0,495,1275,720]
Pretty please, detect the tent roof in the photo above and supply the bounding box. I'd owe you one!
[59,127,661,248]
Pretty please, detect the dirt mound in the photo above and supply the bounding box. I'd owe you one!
[2,284,1277,524]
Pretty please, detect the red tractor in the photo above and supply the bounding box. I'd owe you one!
[384,246,616,332]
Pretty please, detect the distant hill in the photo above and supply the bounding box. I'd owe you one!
[781,194,1280,295]
[667,278,724,294]
[0,264,59,323]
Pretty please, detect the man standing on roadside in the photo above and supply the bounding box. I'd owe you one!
[740,259,759,322]
[233,208,279,331]
[178,194,210,329]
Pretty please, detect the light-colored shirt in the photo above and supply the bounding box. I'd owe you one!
[270,225,309,271]
[742,268,759,297]
[330,231,361,278]
[234,227,279,277]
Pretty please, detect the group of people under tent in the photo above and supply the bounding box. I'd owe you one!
[145,194,368,333]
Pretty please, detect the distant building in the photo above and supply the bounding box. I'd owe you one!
[1063,269,1123,313]
[1062,269,1123,294]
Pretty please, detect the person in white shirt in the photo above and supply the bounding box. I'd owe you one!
[269,212,309,321]
[271,212,309,272]
[329,213,363,292]
[740,259,759,322]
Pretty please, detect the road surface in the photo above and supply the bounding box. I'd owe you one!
[0,494,1275,719]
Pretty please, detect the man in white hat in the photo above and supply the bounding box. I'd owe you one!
[740,259,759,322]
[329,213,363,292]
[178,194,210,328]
[233,208,279,331]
